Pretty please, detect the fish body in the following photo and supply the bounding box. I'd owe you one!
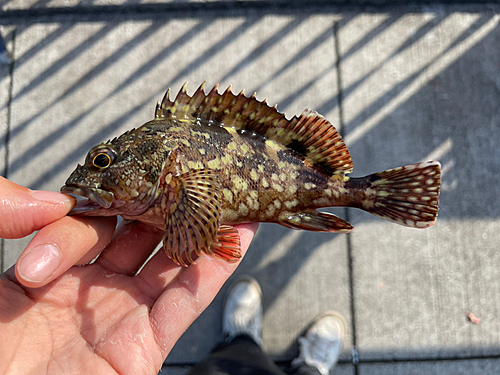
[62,83,441,265]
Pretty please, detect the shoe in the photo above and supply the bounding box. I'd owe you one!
[291,310,347,375]
[222,275,263,346]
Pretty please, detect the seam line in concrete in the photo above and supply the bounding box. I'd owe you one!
[333,19,359,374]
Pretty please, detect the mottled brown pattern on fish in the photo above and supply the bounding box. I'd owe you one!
[136,120,347,225]
[61,82,441,266]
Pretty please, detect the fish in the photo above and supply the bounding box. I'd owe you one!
[61,82,441,266]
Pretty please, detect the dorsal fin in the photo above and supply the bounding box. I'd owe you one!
[155,82,353,176]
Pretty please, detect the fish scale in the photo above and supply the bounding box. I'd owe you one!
[61,82,441,266]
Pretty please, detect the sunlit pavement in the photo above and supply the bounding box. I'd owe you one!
[1,2,499,374]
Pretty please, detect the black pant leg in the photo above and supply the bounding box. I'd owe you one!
[283,362,322,375]
[186,335,286,375]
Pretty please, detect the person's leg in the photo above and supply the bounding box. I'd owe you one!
[186,276,286,375]
[187,334,285,375]
[285,363,322,375]
[284,311,347,375]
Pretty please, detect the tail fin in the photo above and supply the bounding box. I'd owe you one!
[357,161,441,228]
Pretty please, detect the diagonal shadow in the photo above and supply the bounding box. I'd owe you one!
[218,14,308,84]
[338,14,402,62]
[316,92,340,121]
[250,16,350,96]
[341,13,448,102]
[253,230,345,360]
[7,23,120,109]
[248,220,347,311]
[278,62,336,111]
[0,20,167,150]
[14,23,74,71]
[162,16,259,90]
[344,13,494,136]
[6,0,150,67]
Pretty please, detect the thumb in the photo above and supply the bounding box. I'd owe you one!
[0,176,75,239]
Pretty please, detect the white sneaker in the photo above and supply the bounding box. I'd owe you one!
[222,276,263,346]
[291,311,347,375]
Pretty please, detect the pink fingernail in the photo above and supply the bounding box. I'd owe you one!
[31,190,74,206]
[18,244,61,283]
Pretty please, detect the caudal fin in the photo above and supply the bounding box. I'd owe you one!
[357,161,441,228]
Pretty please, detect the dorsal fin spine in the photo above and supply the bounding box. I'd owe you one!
[180,81,188,94]
[154,83,353,175]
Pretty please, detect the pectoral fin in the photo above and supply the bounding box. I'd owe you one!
[162,169,223,266]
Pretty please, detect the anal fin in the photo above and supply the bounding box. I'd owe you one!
[279,211,353,233]
[208,225,242,262]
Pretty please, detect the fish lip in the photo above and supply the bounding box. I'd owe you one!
[60,184,114,212]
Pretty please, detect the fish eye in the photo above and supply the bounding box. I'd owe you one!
[88,147,116,170]
[93,153,112,168]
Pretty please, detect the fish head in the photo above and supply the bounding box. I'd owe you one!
[61,132,169,217]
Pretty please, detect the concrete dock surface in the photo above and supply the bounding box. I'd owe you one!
[1,1,499,374]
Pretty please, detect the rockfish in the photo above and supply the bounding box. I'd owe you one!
[61,83,441,266]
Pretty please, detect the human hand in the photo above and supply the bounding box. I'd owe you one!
[0,176,258,374]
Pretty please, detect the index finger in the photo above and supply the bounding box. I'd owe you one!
[13,215,117,288]
[0,177,75,239]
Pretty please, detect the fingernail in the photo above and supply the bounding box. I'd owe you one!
[18,243,61,283]
[31,190,75,207]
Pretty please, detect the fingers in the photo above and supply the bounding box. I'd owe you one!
[95,220,163,275]
[148,223,259,357]
[14,216,117,288]
[0,177,75,239]
[137,223,259,299]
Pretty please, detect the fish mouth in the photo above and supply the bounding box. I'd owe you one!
[60,184,114,214]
